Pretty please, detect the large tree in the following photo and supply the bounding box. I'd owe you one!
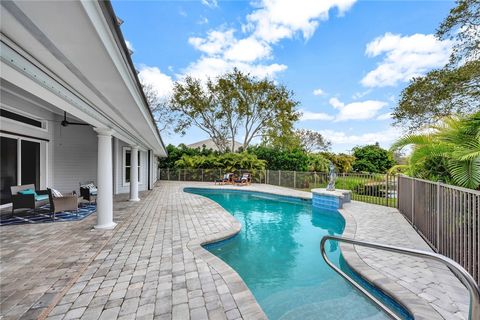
[352,143,396,173]
[296,129,331,153]
[141,81,176,134]
[393,0,480,131]
[170,69,300,152]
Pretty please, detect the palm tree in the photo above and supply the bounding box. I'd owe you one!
[390,112,480,190]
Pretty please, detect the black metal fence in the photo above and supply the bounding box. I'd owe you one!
[158,168,397,208]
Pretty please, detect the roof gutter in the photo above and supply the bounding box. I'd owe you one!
[97,0,167,157]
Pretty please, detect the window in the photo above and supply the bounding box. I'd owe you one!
[124,148,141,185]
[1,108,43,128]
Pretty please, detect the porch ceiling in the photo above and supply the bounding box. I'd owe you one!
[0,1,166,156]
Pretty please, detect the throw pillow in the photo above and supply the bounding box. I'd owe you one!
[50,188,63,198]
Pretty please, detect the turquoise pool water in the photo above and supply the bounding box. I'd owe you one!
[185,188,406,320]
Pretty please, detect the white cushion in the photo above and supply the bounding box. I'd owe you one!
[50,188,63,198]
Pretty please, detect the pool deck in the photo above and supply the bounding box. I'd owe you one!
[0,181,470,320]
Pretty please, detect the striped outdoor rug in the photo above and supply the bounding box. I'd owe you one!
[0,203,96,226]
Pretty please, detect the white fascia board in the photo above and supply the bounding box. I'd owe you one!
[79,0,165,155]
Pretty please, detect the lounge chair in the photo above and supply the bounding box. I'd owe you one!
[47,188,79,220]
[234,173,251,185]
[215,173,233,185]
[10,184,49,215]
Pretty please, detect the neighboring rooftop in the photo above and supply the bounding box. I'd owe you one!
[188,139,243,151]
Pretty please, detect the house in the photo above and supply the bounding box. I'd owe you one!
[0,1,167,229]
[188,138,243,152]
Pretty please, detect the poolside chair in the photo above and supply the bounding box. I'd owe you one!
[234,173,251,186]
[215,173,233,185]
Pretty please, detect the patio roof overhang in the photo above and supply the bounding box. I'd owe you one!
[0,0,167,156]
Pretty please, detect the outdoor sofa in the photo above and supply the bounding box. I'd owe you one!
[10,184,49,215]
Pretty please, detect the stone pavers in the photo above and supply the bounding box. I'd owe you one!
[1,181,471,320]
[0,192,149,320]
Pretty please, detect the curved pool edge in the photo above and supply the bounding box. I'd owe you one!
[183,189,268,320]
[337,205,444,320]
[183,185,443,320]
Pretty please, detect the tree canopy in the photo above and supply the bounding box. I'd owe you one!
[170,69,300,152]
[352,143,395,173]
[393,0,480,131]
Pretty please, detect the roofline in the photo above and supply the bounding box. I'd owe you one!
[98,0,167,156]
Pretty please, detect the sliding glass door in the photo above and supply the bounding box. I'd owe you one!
[0,137,18,205]
[0,137,41,205]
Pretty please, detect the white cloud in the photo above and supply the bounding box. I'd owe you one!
[313,88,325,96]
[361,32,452,87]
[319,127,401,145]
[201,0,218,8]
[138,66,174,98]
[328,97,387,121]
[182,56,286,81]
[377,112,392,120]
[224,37,272,62]
[188,30,235,56]
[125,40,134,52]
[352,89,371,99]
[185,0,357,80]
[245,0,357,43]
[300,110,334,121]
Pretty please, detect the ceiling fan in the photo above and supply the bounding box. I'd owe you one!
[61,111,90,127]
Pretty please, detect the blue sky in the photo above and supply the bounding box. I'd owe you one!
[113,0,454,153]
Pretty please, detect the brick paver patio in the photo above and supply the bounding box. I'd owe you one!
[0,181,471,320]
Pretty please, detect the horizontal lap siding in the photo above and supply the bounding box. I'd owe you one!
[52,119,97,194]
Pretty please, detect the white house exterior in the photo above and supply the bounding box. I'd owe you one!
[0,1,167,228]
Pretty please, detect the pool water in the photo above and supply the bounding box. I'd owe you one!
[186,188,401,320]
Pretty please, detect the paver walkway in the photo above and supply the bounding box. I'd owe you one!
[0,181,471,320]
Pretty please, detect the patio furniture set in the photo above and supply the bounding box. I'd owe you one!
[215,172,252,185]
[9,182,97,220]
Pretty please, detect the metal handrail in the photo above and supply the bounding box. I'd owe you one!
[321,235,480,320]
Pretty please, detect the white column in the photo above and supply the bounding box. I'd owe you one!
[94,128,116,229]
[129,145,140,201]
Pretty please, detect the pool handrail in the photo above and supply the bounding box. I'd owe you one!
[320,235,480,320]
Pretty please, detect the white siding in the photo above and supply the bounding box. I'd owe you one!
[52,115,97,194]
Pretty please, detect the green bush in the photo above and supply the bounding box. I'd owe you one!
[247,145,309,171]
[174,153,266,172]
[352,144,395,173]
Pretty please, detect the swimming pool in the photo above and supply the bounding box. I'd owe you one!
[185,188,409,320]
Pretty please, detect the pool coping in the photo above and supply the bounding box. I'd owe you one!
[182,184,444,320]
[184,190,268,320]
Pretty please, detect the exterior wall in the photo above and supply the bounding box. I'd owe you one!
[114,138,149,195]
[51,114,97,194]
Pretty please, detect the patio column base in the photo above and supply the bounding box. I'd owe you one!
[129,198,140,202]
[94,222,117,230]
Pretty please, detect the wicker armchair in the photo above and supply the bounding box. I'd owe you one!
[79,181,97,204]
[10,184,49,215]
[47,188,79,219]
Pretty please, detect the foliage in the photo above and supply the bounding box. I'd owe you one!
[174,153,266,172]
[141,81,176,134]
[390,112,480,189]
[393,0,480,131]
[158,144,218,168]
[393,60,480,131]
[170,69,300,152]
[437,0,479,65]
[296,129,331,152]
[351,143,396,173]
[247,145,309,171]
[319,152,356,173]
[306,154,330,172]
